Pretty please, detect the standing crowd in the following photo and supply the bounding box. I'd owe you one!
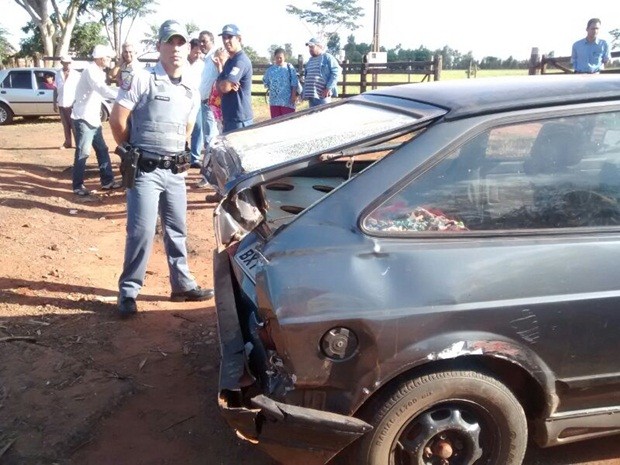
[49,19,342,318]
[49,16,609,318]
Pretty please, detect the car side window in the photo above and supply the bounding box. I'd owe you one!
[1,71,33,90]
[364,111,620,233]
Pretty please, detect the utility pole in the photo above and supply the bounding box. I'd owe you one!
[372,0,380,52]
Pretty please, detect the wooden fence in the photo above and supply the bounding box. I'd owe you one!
[528,47,620,74]
[6,53,443,97]
[249,55,443,98]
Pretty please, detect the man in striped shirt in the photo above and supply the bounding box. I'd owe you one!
[302,37,341,107]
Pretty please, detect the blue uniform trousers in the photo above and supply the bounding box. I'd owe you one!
[118,167,197,300]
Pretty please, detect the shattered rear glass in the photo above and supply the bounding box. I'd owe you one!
[224,102,420,173]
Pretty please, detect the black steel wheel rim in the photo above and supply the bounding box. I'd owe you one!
[389,401,499,465]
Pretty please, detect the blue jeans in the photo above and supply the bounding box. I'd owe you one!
[118,168,197,300]
[222,118,253,134]
[308,97,330,107]
[190,107,203,164]
[72,119,114,190]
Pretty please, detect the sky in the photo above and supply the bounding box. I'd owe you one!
[1,0,618,61]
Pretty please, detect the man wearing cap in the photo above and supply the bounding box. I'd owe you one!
[302,37,341,107]
[216,24,253,133]
[110,19,214,318]
[54,55,78,149]
[71,44,122,196]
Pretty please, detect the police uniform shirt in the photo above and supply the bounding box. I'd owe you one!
[116,62,200,155]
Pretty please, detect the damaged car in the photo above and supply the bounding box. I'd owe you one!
[210,74,620,465]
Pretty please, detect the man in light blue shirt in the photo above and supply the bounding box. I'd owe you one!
[571,18,610,74]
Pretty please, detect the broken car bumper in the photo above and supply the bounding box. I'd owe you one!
[214,250,372,465]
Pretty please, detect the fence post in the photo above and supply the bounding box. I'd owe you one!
[528,47,540,75]
[433,55,442,81]
[360,59,368,93]
[342,59,348,96]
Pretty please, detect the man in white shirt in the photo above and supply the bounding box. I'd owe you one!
[187,38,205,167]
[54,55,78,149]
[71,45,121,196]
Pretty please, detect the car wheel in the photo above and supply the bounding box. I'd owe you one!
[0,103,14,125]
[100,104,110,122]
[355,370,527,465]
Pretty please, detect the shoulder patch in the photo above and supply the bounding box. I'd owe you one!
[121,73,133,91]
[230,66,240,77]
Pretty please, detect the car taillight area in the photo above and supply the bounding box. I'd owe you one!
[218,237,296,401]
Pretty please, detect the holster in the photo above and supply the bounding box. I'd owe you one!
[114,145,141,189]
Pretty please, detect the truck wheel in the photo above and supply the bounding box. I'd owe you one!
[356,370,527,465]
[0,103,14,125]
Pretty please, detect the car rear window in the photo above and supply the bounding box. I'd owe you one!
[1,71,32,90]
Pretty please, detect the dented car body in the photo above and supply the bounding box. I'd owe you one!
[211,75,620,465]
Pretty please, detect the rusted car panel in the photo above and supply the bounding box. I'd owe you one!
[211,75,620,465]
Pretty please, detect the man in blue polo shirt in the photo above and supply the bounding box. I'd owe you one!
[571,18,610,74]
[216,24,253,133]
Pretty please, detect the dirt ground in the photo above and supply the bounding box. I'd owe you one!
[0,117,619,465]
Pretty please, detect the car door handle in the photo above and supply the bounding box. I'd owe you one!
[38,91,45,95]
[0,90,5,94]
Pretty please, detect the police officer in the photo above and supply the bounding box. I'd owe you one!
[110,19,214,317]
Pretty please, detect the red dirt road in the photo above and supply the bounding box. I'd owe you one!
[0,117,618,465]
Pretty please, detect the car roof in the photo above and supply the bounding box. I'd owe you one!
[363,74,620,121]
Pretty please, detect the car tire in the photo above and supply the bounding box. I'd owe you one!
[354,370,527,465]
[100,104,110,123]
[0,103,14,125]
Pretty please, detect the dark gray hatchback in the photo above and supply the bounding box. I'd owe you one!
[209,75,620,465]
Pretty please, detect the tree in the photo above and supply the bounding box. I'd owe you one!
[611,29,620,50]
[12,0,88,59]
[326,32,340,57]
[142,21,198,53]
[70,21,107,57]
[87,0,156,58]
[19,18,105,58]
[286,0,364,42]
[0,27,16,65]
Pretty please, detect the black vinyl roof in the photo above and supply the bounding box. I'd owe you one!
[363,74,620,120]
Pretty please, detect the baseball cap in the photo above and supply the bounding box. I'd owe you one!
[306,37,324,47]
[60,55,72,63]
[92,45,114,59]
[158,20,189,43]
[219,24,241,37]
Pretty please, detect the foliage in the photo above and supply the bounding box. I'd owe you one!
[141,21,200,52]
[141,23,159,51]
[186,22,199,37]
[0,27,16,64]
[18,18,105,58]
[12,0,89,58]
[70,21,107,57]
[267,43,294,61]
[87,0,156,58]
[286,0,364,42]
[340,34,530,70]
[611,29,620,50]
[326,33,340,57]
[244,46,269,64]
